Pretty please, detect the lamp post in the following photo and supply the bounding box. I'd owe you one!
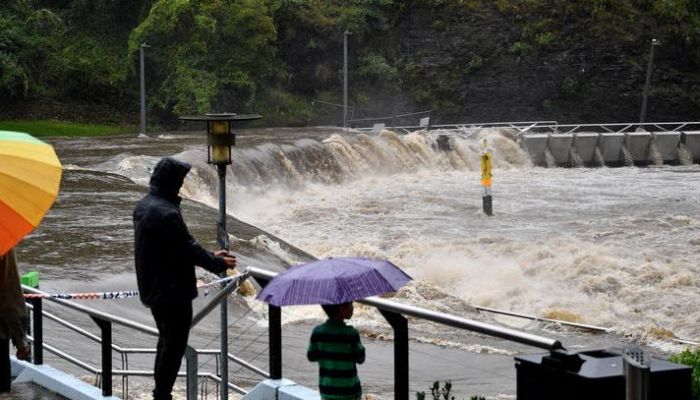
[343,30,351,128]
[639,38,661,125]
[179,112,261,400]
[139,43,151,136]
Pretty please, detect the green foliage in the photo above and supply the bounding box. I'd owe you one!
[669,348,700,399]
[0,14,29,99]
[0,0,699,125]
[560,77,581,98]
[128,0,282,116]
[0,120,131,136]
[508,41,531,56]
[358,52,398,82]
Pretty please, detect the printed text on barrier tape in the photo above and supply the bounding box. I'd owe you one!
[22,276,237,300]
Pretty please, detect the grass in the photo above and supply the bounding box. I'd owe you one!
[0,120,134,137]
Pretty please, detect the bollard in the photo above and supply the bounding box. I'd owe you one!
[623,346,650,400]
[480,139,493,216]
[1,338,9,393]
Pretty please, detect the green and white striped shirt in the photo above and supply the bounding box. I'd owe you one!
[307,319,366,400]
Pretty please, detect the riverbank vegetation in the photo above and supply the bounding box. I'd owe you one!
[1,1,698,128]
[670,348,700,399]
[0,120,131,136]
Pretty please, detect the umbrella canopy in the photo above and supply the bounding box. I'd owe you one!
[0,131,63,256]
[257,257,412,306]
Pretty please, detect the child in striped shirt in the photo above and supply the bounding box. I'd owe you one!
[307,302,366,400]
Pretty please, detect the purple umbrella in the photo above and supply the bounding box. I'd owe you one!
[256,257,413,306]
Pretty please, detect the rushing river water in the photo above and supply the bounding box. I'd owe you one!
[16,127,700,399]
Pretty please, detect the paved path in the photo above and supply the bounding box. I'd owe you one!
[0,382,66,400]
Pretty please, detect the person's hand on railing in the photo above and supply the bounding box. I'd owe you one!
[214,250,237,270]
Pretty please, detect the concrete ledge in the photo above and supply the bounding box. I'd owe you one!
[573,132,600,165]
[599,133,625,163]
[244,378,320,400]
[11,358,118,400]
[652,132,681,162]
[682,131,700,162]
[520,134,548,166]
[624,131,652,162]
[547,134,573,165]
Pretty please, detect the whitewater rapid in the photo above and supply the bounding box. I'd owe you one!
[108,128,700,350]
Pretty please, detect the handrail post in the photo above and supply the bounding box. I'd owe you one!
[90,316,112,397]
[186,345,198,400]
[269,305,282,379]
[30,297,43,364]
[379,309,409,400]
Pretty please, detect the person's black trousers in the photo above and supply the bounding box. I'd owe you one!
[1,337,10,393]
[150,301,192,400]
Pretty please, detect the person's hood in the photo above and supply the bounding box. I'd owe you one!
[149,157,191,202]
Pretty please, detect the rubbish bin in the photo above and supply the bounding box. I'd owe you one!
[623,346,650,400]
[515,348,691,400]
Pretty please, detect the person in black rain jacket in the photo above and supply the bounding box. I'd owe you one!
[133,157,236,400]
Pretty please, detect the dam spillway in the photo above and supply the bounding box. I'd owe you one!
[519,126,700,167]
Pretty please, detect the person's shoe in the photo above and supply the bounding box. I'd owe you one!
[16,346,31,361]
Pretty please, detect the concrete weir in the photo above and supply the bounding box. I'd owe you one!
[572,133,599,165]
[682,131,700,159]
[519,128,700,167]
[547,134,573,165]
[653,131,681,163]
[624,131,652,163]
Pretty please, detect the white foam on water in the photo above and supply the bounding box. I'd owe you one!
[102,129,700,347]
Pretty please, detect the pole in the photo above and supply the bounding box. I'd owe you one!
[639,38,659,125]
[480,139,493,216]
[139,43,150,136]
[343,30,349,128]
[217,164,229,400]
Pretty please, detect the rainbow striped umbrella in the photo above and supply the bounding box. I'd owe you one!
[0,131,63,256]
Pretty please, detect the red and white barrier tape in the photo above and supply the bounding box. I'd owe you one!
[23,275,237,300]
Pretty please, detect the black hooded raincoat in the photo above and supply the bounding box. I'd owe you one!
[133,157,226,307]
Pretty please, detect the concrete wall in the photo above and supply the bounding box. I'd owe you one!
[624,132,652,162]
[683,131,700,162]
[520,134,548,165]
[652,132,681,162]
[573,133,599,164]
[520,130,700,166]
[547,134,573,165]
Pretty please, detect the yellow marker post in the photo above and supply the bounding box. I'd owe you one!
[480,139,493,216]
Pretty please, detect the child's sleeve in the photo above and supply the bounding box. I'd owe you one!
[307,330,320,362]
[353,330,365,364]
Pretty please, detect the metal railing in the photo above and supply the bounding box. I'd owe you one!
[351,119,559,133]
[245,266,562,400]
[22,275,266,399]
[23,266,566,400]
[517,121,700,135]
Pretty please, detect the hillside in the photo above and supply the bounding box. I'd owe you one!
[0,0,698,127]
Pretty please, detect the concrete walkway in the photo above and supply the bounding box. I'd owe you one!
[0,382,66,400]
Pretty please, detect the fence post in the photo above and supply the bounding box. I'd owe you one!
[90,316,112,397]
[1,338,9,393]
[624,346,650,400]
[29,298,43,365]
[269,305,282,379]
[186,345,198,400]
[379,309,409,400]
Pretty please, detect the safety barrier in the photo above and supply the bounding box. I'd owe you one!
[21,275,262,399]
[245,266,562,400]
[21,266,566,400]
